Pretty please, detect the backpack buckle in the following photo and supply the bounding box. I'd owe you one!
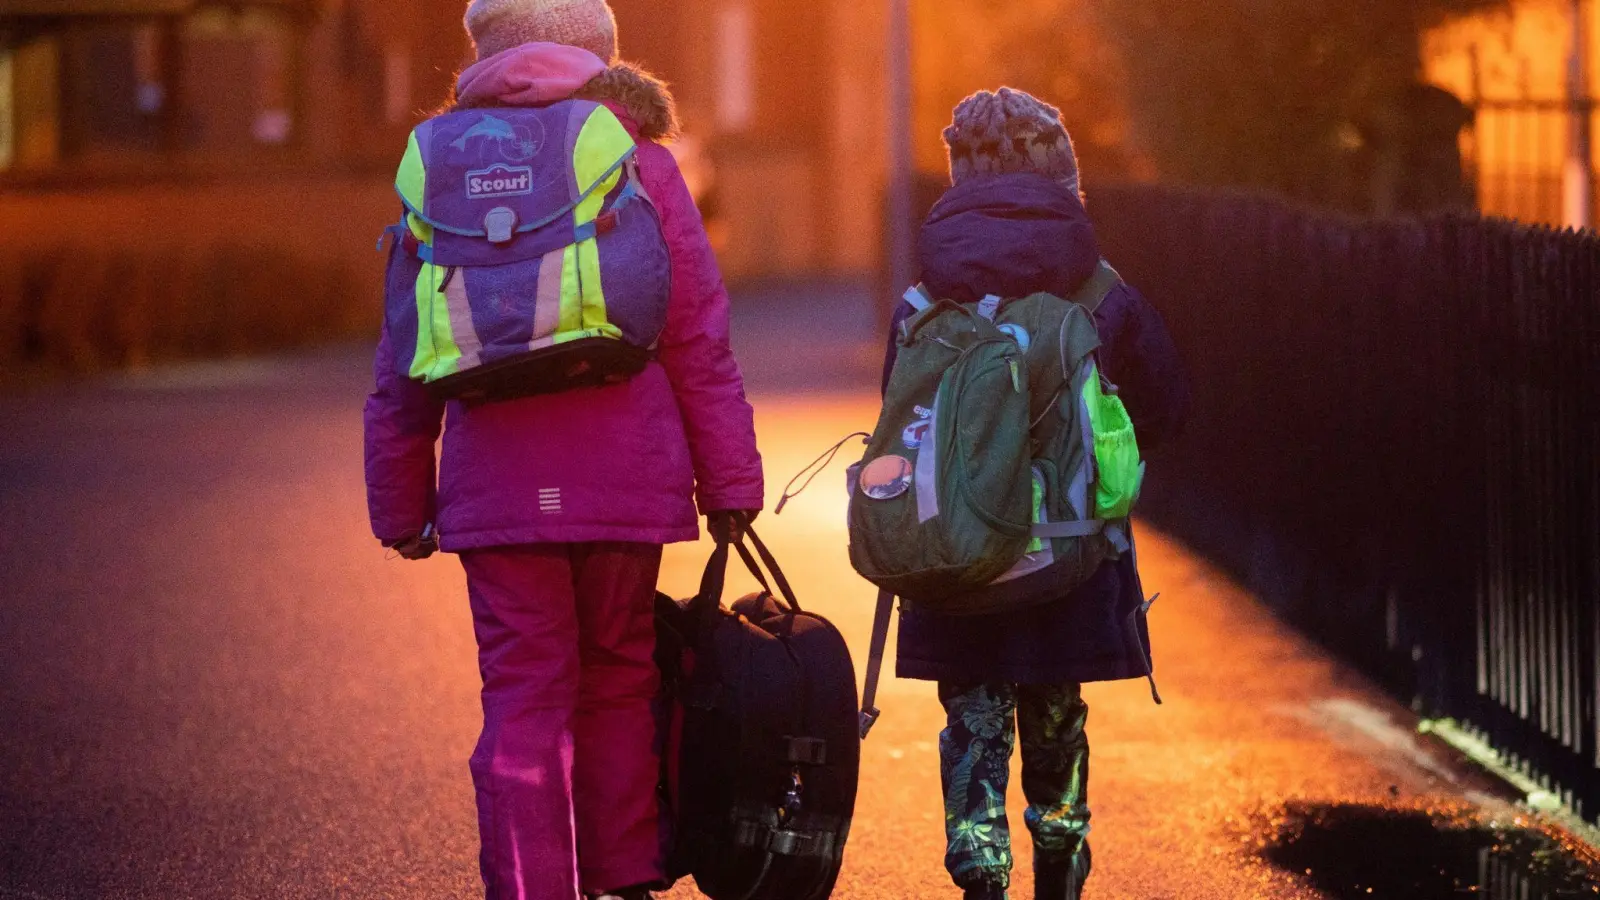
[484,207,518,244]
[858,706,881,740]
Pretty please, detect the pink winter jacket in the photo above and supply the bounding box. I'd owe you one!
[364,46,764,551]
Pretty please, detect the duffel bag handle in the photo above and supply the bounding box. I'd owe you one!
[689,540,732,618]
[689,520,802,616]
[733,542,773,597]
[739,523,802,613]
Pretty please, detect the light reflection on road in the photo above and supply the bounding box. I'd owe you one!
[0,357,1522,900]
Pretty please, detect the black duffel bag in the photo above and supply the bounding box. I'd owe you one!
[654,526,860,899]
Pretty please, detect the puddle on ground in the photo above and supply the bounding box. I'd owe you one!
[1261,803,1600,899]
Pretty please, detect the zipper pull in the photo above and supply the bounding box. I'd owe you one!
[1009,357,1023,393]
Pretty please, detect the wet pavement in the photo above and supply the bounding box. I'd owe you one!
[0,290,1589,898]
[1261,802,1600,899]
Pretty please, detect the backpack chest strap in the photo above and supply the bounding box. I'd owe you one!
[1032,519,1105,540]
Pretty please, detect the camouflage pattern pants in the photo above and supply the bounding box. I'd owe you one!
[938,681,1090,892]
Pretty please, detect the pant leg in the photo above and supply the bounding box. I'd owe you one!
[461,546,583,900]
[938,681,1020,891]
[1016,683,1091,861]
[569,542,666,894]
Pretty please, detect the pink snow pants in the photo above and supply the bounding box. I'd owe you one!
[460,543,665,900]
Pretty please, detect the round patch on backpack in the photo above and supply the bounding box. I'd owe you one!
[859,455,913,501]
[999,323,1031,352]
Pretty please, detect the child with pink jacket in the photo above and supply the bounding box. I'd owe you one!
[363,2,764,897]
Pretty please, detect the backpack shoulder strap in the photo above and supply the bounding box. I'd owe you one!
[1070,259,1123,314]
[859,588,895,740]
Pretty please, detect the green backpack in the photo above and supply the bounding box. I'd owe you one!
[847,261,1144,616]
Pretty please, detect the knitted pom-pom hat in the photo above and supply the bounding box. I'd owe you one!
[944,87,1081,196]
[465,0,619,63]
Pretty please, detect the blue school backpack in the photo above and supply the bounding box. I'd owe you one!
[381,101,671,404]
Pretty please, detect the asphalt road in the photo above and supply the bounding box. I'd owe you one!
[1,294,1514,899]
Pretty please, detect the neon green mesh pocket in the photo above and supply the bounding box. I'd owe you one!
[1026,467,1047,553]
[1083,375,1143,520]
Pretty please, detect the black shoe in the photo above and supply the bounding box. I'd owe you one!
[963,884,1008,900]
[1034,842,1092,900]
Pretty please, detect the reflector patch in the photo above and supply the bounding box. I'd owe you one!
[538,488,563,514]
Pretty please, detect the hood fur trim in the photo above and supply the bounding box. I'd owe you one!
[576,62,679,142]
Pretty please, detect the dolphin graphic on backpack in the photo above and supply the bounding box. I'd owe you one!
[451,114,521,154]
[380,101,671,406]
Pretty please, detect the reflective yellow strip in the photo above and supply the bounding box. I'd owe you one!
[575,238,608,331]
[571,107,630,223]
[553,242,623,342]
[411,263,461,381]
[427,263,462,379]
[564,106,634,334]
[406,211,433,243]
[401,134,438,380]
[557,243,583,335]
[396,130,426,213]
[408,261,436,381]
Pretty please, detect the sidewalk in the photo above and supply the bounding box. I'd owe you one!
[658,390,1519,900]
[0,291,1532,900]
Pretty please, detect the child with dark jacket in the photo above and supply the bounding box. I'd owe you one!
[882,88,1190,900]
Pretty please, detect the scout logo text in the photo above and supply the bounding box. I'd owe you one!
[467,164,535,200]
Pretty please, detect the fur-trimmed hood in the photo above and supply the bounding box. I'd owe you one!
[454,43,679,142]
[575,62,679,142]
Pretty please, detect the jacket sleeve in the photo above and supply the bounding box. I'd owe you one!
[364,329,446,545]
[637,142,765,514]
[1097,282,1191,455]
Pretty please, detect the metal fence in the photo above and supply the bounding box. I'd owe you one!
[1470,99,1598,225]
[1090,187,1600,819]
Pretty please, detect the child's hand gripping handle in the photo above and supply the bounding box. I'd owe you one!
[706,509,759,545]
[390,524,439,561]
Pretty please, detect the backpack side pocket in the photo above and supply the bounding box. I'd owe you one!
[1082,366,1143,521]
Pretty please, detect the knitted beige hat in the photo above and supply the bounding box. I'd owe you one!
[945,87,1081,196]
[465,0,619,63]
